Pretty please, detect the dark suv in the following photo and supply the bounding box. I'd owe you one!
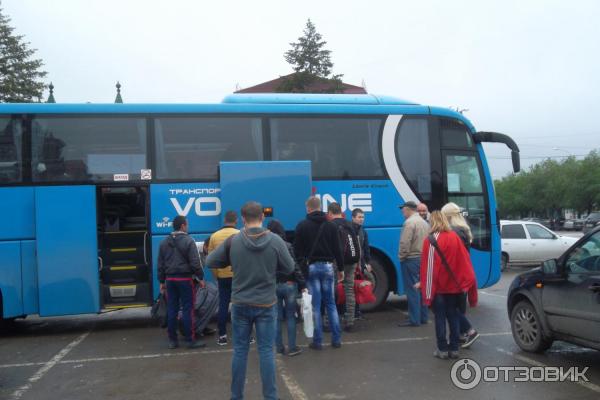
[583,212,600,234]
[507,227,600,352]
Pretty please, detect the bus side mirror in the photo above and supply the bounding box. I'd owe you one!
[511,150,521,173]
[473,132,521,173]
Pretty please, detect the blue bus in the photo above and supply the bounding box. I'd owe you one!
[0,93,519,321]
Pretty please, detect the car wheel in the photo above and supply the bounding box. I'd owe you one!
[360,257,390,312]
[510,300,552,353]
[501,253,508,272]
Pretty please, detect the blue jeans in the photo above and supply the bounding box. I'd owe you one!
[308,262,341,346]
[166,278,194,342]
[401,257,429,325]
[218,278,233,336]
[231,303,277,400]
[276,282,298,350]
[459,312,472,335]
[432,294,461,352]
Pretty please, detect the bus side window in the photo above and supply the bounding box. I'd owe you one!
[395,117,433,201]
[0,118,22,183]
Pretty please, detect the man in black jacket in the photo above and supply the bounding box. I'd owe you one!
[294,196,344,350]
[352,207,373,321]
[328,202,361,332]
[158,215,205,349]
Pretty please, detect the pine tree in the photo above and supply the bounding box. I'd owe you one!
[278,19,344,93]
[0,2,47,102]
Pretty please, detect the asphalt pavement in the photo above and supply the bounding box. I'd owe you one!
[1,265,598,400]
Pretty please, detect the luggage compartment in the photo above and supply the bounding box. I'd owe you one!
[97,186,152,308]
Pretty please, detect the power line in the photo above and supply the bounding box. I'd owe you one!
[516,144,598,149]
[488,154,588,160]
[510,132,600,141]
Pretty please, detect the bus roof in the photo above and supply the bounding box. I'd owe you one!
[0,94,473,129]
[221,93,417,105]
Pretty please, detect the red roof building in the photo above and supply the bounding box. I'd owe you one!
[235,74,367,94]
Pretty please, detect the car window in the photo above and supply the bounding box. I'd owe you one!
[526,224,554,240]
[565,231,600,274]
[501,224,527,239]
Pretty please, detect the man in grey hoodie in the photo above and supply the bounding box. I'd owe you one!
[206,201,294,400]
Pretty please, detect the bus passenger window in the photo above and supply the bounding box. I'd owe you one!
[31,118,147,182]
[155,118,263,181]
[395,118,432,201]
[270,118,384,179]
[0,118,22,183]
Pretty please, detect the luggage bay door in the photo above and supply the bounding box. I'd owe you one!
[35,185,100,316]
[97,186,152,309]
[219,161,312,229]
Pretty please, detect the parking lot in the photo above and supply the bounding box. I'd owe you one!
[1,262,598,400]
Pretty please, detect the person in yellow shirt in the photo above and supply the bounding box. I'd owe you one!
[207,210,240,345]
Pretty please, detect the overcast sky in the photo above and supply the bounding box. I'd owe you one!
[3,0,600,178]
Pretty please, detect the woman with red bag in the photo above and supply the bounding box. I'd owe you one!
[416,211,478,360]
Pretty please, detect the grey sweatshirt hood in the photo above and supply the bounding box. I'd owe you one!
[240,227,273,251]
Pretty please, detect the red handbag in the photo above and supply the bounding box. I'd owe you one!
[354,278,376,304]
[335,268,376,305]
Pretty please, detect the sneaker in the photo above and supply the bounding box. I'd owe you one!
[344,324,355,333]
[249,336,256,344]
[217,335,228,346]
[449,351,460,359]
[277,346,286,355]
[331,342,342,349]
[459,334,468,345]
[186,340,206,349]
[288,347,303,357]
[433,349,449,360]
[461,330,480,349]
[309,342,323,351]
[168,341,179,350]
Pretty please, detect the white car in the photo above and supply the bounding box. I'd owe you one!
[500,220,578,270]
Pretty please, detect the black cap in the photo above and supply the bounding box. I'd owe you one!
[400,201,418,210]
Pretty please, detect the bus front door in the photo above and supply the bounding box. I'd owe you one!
[97,186,152,309]
[35,185,100,316]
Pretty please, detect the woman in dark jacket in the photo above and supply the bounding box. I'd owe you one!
[267,219,306,357]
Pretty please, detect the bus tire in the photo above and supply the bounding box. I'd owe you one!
[360,257,390,312]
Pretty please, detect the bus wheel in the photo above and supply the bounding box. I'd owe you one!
[360,257,390,312]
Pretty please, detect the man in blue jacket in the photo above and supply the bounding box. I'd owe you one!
[158,215,205,349]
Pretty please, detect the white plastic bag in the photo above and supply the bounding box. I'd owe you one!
[302,291,314,338]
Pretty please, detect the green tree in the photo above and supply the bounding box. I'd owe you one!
[0,2,47,102]
[495,150,600,218]
[572,151,600,214]
[278,19,344,93]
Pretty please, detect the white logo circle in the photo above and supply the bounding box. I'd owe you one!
[451,358,482,390]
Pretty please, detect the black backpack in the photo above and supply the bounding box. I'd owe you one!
[337,221,360,264]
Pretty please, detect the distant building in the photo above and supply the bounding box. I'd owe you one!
[235,73,367,94]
